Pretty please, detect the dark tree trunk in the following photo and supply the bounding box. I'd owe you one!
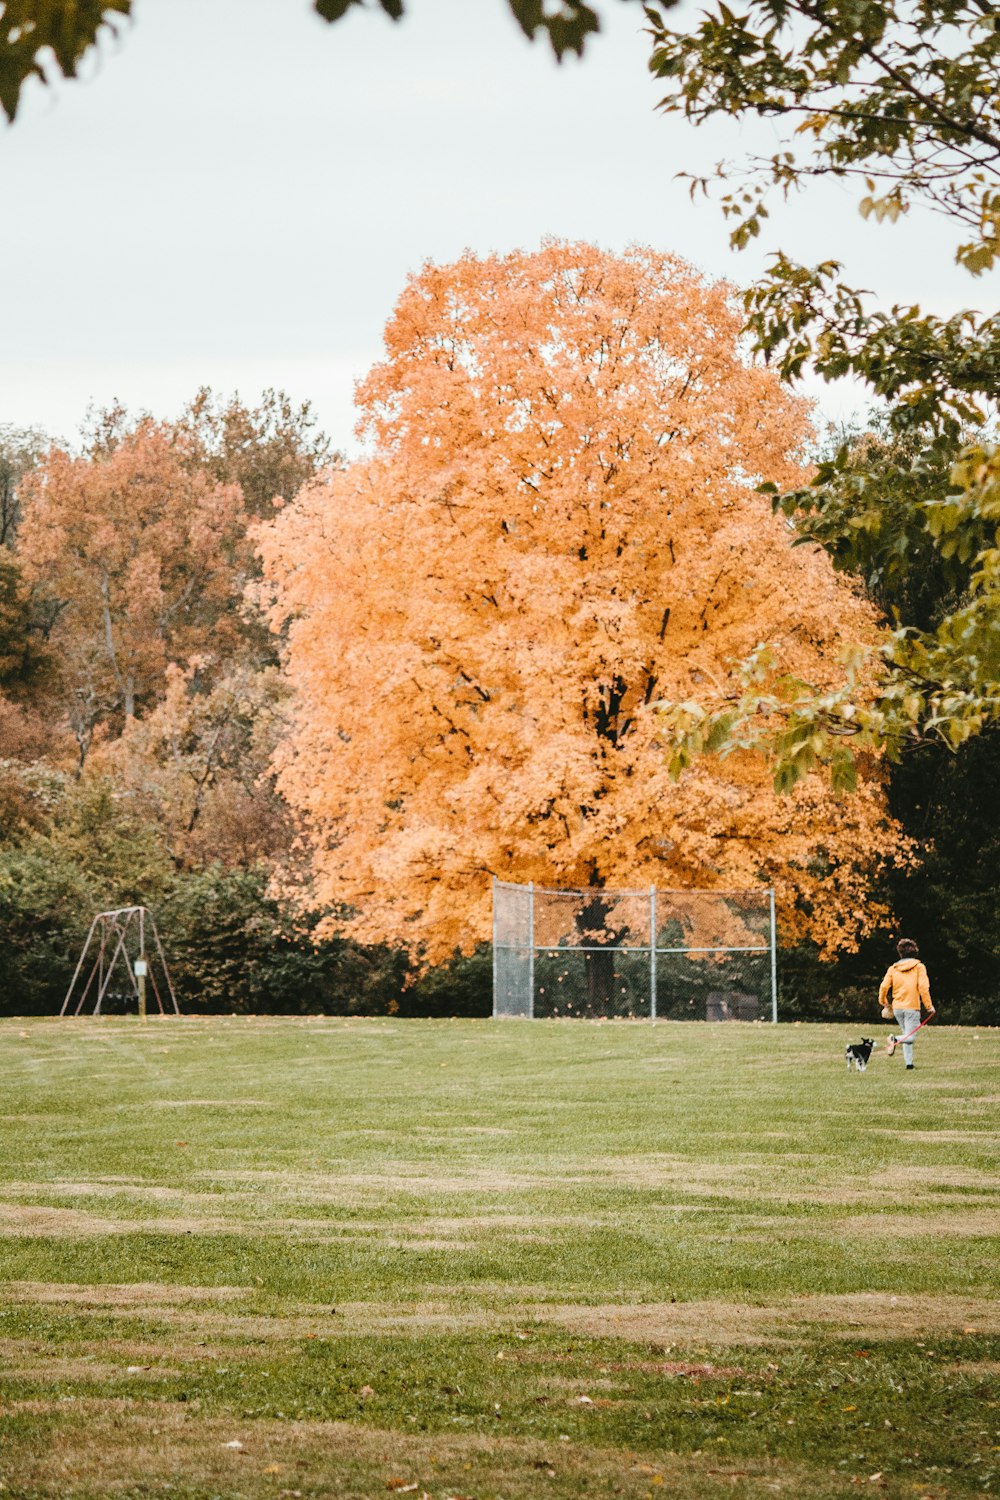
[577,892,619,1013]
[584,946,616,1011]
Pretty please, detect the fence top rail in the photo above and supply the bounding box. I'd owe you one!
[496,943,771,954]
[493,880,772,898]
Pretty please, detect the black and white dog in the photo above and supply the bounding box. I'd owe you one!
[845,1037,876,1072]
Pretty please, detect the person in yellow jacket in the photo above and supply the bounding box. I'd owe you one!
[879,938,935,1069]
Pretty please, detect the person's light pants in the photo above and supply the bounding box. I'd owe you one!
[893,1005,922,1065]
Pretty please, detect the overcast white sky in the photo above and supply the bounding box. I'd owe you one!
[1,0,989,450]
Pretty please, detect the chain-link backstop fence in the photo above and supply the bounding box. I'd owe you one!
[493,879,777,1021]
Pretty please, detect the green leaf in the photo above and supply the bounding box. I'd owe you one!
[314,0,359,19]
[0,0,132,122]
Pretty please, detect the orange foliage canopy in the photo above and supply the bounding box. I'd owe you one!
[259,242,898,963]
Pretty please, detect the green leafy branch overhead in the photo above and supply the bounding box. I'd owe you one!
[647,0,1000,275]
[316,0,657,58]
[0,0,129,121]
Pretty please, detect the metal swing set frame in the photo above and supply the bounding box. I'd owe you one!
[60,905,179,1017]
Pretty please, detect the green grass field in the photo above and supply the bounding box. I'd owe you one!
[1,1016,998,1500]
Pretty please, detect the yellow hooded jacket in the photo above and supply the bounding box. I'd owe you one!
[878,958,933,1013]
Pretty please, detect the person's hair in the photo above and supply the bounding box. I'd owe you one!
[897,938,920,959]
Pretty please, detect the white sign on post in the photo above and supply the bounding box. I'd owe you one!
[134,959,148,977]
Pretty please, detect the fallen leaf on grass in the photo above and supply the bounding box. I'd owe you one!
[360,1384,375,1398]
[572,1394,594,1405]
[263,1465,282,1474]
[386,1483,418,1493]
[222,1440,244,1450]
[126,1365,150,1373]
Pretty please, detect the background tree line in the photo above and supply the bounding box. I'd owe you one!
[0,377,994,1022]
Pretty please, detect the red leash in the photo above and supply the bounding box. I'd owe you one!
[887,1009,935,1054]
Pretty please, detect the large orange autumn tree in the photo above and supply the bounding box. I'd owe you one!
[260,242,899,963]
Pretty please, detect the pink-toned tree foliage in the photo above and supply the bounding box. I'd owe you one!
[18,419,248,766]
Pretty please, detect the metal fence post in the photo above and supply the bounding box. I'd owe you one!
[492,876,498,1019]
[649,886,657,1022]
[769,887,778,1022]
[527,881,535,1020]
